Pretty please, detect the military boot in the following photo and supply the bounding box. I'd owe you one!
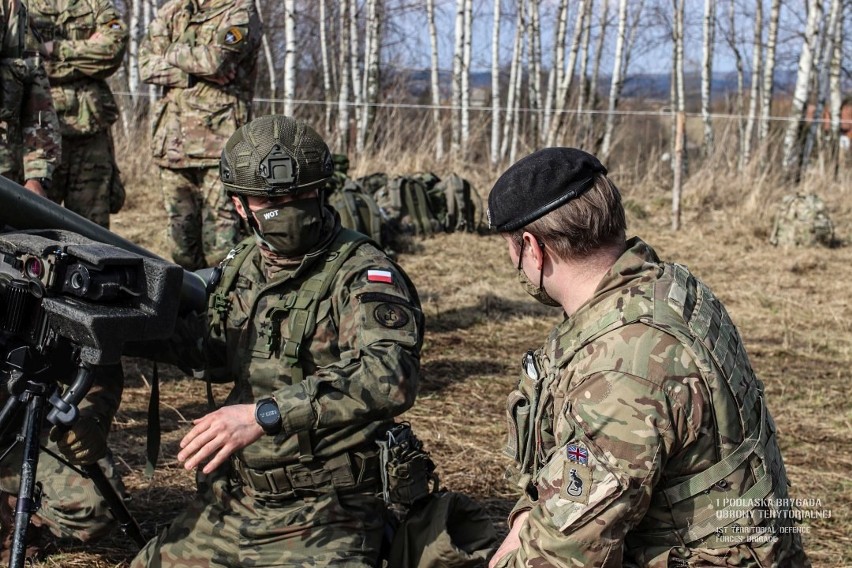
[0,491,50,563]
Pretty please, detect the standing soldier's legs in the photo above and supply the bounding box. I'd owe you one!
[45,134,117,229]
[199,167,242,267]
[159,166,205,270]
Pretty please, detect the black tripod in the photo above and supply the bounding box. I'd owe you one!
[0,345,145,568]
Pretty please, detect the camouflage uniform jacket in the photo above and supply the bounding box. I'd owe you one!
[28,0,127,137]
[139,0,261,169]
[500,238,807,568]
[0,0,60,181]
[187,217,423,471]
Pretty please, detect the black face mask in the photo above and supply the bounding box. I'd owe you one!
[517,239,561,307]
[251,197,325,257]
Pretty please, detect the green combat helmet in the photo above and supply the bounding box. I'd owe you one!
[219,114,334,197]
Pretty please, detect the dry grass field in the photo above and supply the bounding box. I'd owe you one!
[22,132,852,567]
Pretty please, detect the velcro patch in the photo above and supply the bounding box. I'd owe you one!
[560,465,591,504]
[374,303,409,329]
[107,19,123,30]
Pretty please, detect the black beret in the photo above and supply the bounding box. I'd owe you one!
[487,147,608,232]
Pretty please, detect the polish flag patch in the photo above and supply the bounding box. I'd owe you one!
[367,269,393,284]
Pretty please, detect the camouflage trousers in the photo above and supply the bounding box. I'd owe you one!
[0,437,125,542]
[159,166,243,271]
[132,468,386,567]
[46,131,124,230]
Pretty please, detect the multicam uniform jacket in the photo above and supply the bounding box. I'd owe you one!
[139,0,261,169]
[498,238,808,568]
[0,0,60,182]
[28,0,127,138]
[186,216,423,472]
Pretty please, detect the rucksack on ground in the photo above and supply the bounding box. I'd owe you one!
[326,179,386,248]
[374,174,443,237]
[433,173,484,233]
[769,193,835,248]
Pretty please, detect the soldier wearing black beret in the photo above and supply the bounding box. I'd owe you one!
[488,148,808,568]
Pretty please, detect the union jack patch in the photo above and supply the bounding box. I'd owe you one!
[566,444,588,465]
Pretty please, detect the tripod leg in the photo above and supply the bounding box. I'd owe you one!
[81,463,147,548]
[9,393,45,568]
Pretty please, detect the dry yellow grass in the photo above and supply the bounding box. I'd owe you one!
[21,120,852,567]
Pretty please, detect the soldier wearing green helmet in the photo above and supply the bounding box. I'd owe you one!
[131,115,424,567]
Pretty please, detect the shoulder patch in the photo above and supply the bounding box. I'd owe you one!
[107,18,123,30]
[222,26,244,45]
[374,303,409,329]
[367,269,393,284]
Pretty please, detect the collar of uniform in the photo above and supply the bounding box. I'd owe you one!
[568,237,662,322]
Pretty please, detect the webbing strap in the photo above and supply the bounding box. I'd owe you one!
[144,362,160,479]
[659,402,766,506]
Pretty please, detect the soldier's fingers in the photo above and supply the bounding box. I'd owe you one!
[201,445,235,475]
[178,425,220,462]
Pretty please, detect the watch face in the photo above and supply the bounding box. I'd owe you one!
[256,399,281,428]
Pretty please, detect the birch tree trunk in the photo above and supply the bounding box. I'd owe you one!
[510,23,525,163]
[428,0,445,160]
[758,0,781,143]
[544,0,569,140]
[320,0,333,132]
[526,0,542,144]
[490,0,500,165]
[358,0,381,153]
[577,0,593,118]
[451,0,465,154]
[128,0,140,107]
[461,0,473,153]
[143,0,156,106]
[349,0,363,139]
[827,0,843,162]
[672,0,688,198]
[726,0,745,159]
[254,0,276,115]
[338,0,352,152]
[282,0,296,117]
[589,0,609,122]
[803,0,840,171]
[701,0,715,156]
[742,0,762,168]
[600,0,629,163]
[501,3,524,161]
[782,0,822,179]
[547,0,588,145]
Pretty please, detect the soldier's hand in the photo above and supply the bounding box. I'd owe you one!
[40,41,55,58]
[23,179,47,198]
[178,404,263,475]
[489,510,529,568]
[49,416,108,466]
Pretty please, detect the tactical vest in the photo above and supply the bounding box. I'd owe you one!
[509,261,792,551]
[209,228,369,463]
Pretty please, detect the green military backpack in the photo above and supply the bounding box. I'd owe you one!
[432,173,484,233]
[373,173,442,237]
[769,193,835,248]
[326,179,386,249]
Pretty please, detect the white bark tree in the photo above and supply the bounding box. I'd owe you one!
[128,0,140,107]
[349,0,363,136]
[827,0,843,158]
[741,0,762,168]
[461,0,473,153]
[577,0,594,118]
[143,0,157,105]
[803,0,841,171]
[319,0,333,132]
[758,0,782,143]
[428,0,445,159]
[254,0,276,114]
[337,0,352,152]
[672,0,686,230]
[526,0,542,143]
[490,0,501,165]
[544,0,569,139]
[724,0,745,158]
[701,0,716,156]
[600,0,629,162]
[451,0,465,154]
[358,0,381,153]
[547,0,588,145]
[589,0,610,120]
[283,0,296,117]
[781,0,822,178]
[501,2,524,161]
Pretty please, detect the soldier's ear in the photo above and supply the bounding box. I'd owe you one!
[232,196,248,220]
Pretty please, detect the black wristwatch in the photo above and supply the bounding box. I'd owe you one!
[255,397,282,435]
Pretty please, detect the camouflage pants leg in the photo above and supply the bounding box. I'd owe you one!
[132,471,386,567]
[0,439,126,542]
[159,166,242,271]
[47,132,120,229]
